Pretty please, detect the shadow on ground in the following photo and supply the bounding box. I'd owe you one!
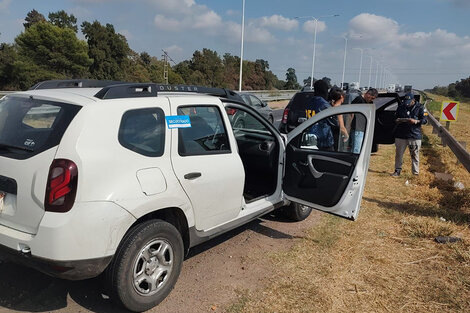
[0,213,296,313]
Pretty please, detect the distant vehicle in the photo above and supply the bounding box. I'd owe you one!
[387,84,396,93]
[404,85,412,93]
[341,82,349,91]
[237,93,274,124]
[394,84,403,92]
[349,82,360,91]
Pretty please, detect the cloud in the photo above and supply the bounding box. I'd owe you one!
[302,20,327,34]
[348,13,399,43]
[258,15,298,31]
[154,14,183,31]
[165,45,183,55]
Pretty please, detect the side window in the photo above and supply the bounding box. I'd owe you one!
[177,106,231,156]
[119,108,165,157]
[249,95,263,107]
[226,107,270,132]
[300,113,367,154]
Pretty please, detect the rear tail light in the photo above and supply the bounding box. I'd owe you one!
[45,159,78,213]
[281,107,289,124]
[226,108,237,115]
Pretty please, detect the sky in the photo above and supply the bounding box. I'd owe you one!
[1,0,470,90]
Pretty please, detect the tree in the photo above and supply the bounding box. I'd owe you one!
[24,9,46,29]
[285,68,300,90]
[14,22,92,89]
[140,52,151,67]
[81,21,130,80]
[0,43,18,89]
[190,49,224,87]
[455,77,470,98]
[48,10,78,33]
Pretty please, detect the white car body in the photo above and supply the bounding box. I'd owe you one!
[0,81,375,311]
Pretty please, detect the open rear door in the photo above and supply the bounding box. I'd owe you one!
[282,103,375,220]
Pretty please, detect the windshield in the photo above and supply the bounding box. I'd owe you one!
[0,96,81,160]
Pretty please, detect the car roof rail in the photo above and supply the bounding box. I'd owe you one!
[29,79,127,90]
[94,83,244,102]
[95,83,158,99]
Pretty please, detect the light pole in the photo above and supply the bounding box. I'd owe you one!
[296,14,339,88]
[353,47,363,87]
[238,0,245,92]
[341,36,347,89]
[375,61,379,88]
[368,55,373,89]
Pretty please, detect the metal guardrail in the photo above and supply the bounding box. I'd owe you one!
[0,91,15,95]
[426,107,470,172]
[240,90,297,101]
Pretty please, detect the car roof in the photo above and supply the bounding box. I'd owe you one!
[9,80,245,107]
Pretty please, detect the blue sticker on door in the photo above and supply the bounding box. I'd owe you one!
[165,115,191,129]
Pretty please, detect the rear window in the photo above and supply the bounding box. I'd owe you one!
[0,96,81,160]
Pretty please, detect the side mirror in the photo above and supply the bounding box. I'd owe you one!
[261,101,268,107]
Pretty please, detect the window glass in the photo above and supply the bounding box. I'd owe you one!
[177,106,230,156]
[249,95,263,107]
[299,113,367,154]
[226,107,270,133]
[0,96,80,160]
[119,108,165,157]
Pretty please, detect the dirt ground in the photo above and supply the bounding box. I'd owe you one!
[0,211,322,313]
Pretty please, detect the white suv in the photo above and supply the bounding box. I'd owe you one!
[0,80,375,312]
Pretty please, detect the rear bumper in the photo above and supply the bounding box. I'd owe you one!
[0,201,136,279]
[0,243,112,280]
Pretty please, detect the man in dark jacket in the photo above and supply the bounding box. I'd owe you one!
[392,93,428,176]
[307,80,338,150]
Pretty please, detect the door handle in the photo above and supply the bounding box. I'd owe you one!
[184,172,202,180]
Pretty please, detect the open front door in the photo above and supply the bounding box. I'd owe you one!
[282,103,375,220]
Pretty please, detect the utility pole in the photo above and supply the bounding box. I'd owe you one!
[161,50,176,85]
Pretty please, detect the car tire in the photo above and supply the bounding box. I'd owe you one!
[106,220,184,312]
[285,202,312,221]
[268,115,274,124]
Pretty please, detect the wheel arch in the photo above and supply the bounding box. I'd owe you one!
[125,207,190,255]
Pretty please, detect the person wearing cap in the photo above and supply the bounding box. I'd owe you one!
[392,92,428,176]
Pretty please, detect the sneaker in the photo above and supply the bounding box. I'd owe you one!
[391,170,401,177]
[413,172,419,176]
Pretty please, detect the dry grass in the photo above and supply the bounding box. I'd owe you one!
[225,124,470,313]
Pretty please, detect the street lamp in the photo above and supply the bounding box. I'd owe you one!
[238,0,245,92]
[341,36,347,89]
[368,55,373,89]
[296,14,339,88]
[375,60,379,88]
[353,47,363,87]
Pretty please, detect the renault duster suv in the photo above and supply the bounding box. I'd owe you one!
[0,80,375,312]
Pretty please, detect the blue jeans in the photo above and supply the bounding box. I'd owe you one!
[352,131,364,154]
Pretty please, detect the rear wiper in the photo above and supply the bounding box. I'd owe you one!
[0,143,34,152]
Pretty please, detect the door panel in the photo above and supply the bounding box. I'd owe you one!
[283,104,375,220]
[169,100,245,231]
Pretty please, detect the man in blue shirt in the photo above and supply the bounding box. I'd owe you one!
[308,80,338,151]
[392,93,428,176]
